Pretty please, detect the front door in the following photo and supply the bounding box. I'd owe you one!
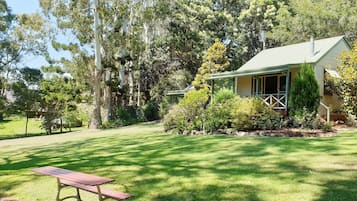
[265,76,278,94]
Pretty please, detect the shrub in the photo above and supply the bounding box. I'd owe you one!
[159,97,171,119]
[163,89,209,133]
[213,88,235,104]
[289,63,320,115]
[113,106,144,126]
[230,97,281,131]
[322,122,333,132]
[203,100,233,132]
[290,108,321,129]
[336,41,357,117]
[142,101,159,121]
[163,105,187,133]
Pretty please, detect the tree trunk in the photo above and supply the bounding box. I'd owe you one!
[137,70,141,107]
[119,63,125,89]
[128,64,134,106]
[103,84,112,122]
[60,118,63,133]
[25,113,29,136]
[89,68,102,129]
[89,0,103,129]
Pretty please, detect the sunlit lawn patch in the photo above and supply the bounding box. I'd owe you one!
[0,123,356,201]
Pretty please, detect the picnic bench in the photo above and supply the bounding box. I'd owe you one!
[32,166,132,201]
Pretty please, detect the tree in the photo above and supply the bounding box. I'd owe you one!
[238,0,283,60]
[336,41,357,118]
[192,40,230,90]
[0,0,15,120]
[271,0,357,44]
[289,63,320,115]
[40,76,79,134]
[11,67,43,135]
[1,1,50,120]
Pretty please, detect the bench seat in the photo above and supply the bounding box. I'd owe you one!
[61,179,132,200]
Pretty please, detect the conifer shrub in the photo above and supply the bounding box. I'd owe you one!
[289,63,320,115]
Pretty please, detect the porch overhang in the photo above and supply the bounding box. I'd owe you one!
[209,64,303,80]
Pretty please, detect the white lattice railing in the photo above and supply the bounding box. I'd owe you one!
[257,93,287,110]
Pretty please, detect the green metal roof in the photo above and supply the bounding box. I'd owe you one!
[210,35,347,79]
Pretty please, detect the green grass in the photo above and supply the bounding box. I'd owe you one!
[0,116,83,140]
[0,123,356,201]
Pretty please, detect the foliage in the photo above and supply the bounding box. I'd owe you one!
[290,108,321,129]
[192,41,230,90]
[165,90,281,133]
[111,106,145,127]
[40,76,80,134]
[142,101,160,121]
[289,63,320,115]
[322,122,333,132]
[10,67,43,135]
[230,97,281,131]
[238,0,282,59]
[213,88,235,104]
[272,0,357,44]
[159,96,172,119]
[163,89,209,133]
[203,99,233,132]
[213,78,235,94]
[336,41,357,119]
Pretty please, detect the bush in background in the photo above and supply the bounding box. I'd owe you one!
[143,101,160,121]
[112,106,145,126]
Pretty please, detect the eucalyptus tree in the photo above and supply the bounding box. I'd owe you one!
[271,0,357,44]
[39,0,126,127]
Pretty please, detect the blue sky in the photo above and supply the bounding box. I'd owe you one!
[6,0,40,14]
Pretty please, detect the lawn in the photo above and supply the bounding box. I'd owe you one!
[0,116,83,140]
[0,123,356,201]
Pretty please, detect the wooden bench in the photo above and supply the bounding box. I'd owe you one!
[32,166,132,201]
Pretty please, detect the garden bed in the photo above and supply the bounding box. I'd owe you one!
[181,128,337,137]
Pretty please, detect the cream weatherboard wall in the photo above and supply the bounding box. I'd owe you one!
[236,76,252,96]
[314,40,350,114]
[314,40,351,96]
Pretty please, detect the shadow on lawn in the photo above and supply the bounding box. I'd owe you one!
[0,130,356,200]
[315,179,357,201]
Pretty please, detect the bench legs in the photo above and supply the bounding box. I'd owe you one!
[96,185,105,201]
[56,178,82,201]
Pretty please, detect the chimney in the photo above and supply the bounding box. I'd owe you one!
[310,35,315,57]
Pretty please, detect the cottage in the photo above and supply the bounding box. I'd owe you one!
[210,35,351,118]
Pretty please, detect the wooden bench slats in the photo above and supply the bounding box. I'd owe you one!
[32,166,113,186]
[61,180,132,200]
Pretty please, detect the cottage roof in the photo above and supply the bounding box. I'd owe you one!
[210,35,348,79]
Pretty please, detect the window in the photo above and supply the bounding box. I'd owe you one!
[279,75,286,92]
[253,74,287,95]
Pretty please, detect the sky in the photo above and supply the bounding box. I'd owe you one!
[6,0,72,69]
